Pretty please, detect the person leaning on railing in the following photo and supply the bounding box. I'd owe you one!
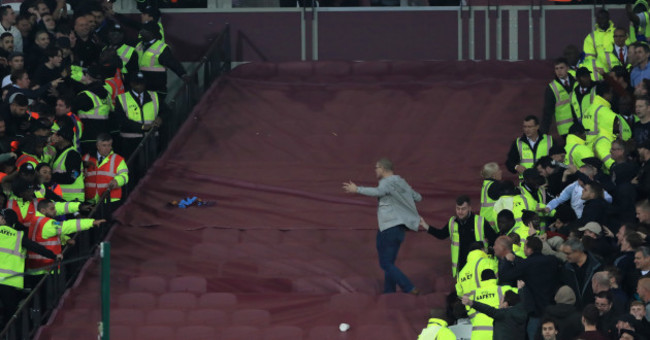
[23,199,105,290]
[0,208,60,329]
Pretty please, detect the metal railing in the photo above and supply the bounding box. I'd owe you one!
[0,23,232,340]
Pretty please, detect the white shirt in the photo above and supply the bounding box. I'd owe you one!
[616,45,627,62]
[546,181,613,218]
[527,136,538,150]
[0,24,22,52]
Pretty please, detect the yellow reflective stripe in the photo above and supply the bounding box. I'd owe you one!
[568,144,579,165]
[31,217,46,240]
[472,326,494,331]
[75,220,82,232]
[27,253,52,260]
[120,132,146,138]
[76,114,108,120]
[60,188,84,194]
[549,81,562,103]
[557,118,573,124]
[474,258,483,288]
[116,169,128,175]
[140,66,165,72]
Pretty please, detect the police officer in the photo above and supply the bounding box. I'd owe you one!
[114,71,166,159]
[506,115,553,181]
[135,22,187,99]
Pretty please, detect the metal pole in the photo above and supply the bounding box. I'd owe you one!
[100,242,111,340]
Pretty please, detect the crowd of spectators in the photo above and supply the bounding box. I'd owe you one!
[0,0,187,330]
[420,6,650,340]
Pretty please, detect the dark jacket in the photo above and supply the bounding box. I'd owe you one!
[576,198,609,226]
[561,253,602,308]
[471,294,528,340]
[541,74,576,135]
[499,252,560,317]
[543,303,584,340]
[505,133,551,174]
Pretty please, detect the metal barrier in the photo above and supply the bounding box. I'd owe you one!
[0,23,231,340]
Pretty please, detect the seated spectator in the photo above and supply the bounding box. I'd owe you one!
[630,301,646,322]
[539,318,560,340]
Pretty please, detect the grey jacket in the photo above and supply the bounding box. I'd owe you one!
[357,175,422,231]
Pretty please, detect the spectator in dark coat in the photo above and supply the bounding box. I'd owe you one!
[634,141,650,201]
[560,238,602,308]
[577,182,611,227]
[609,159,639,228]
[580,222,618,264]
[499,236,561,340]
[544,285,584,340]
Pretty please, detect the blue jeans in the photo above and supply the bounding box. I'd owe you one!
[376,225,414,293]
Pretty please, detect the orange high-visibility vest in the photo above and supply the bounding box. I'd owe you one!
[26,214,61,270]
[15,153,39,169]
[83,153,126,201]
[6,198,40,226]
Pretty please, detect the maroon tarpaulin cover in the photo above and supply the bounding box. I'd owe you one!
[38,60,550,340]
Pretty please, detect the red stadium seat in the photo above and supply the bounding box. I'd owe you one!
[329,293,374,312]
[175,326,217,339]
[158,292,198,309]
[221,326,262,340]
[129,275,167,294]
[117,292,156,309]
[111,308,145,326]
[262,325,304,340]
[110,325,134,339]
[232,309,271,327]
[186,309,229,326]
[145,309,186,326]
[169,276,207,294]
[198,292,238,308]
[134,326,175,340]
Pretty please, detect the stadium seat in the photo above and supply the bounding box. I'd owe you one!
[376,292,418,309]
[201,228,240,243]
[232,309,271,327]
[134,326,175,340]
[340,276,380,294]
[186,309,229,326]
[355,324,402,338]
[198,292,238,308]
[129,275,167,294]
[169,276,208,294]
[221,326,262,340]
[191,243,245,262]
[329,293,374,312]
[110,325,134,339]
[145,309,186,326]
[357,308,402,325]
[220,259,260,277]
[117,292,157,309]
[176,325,217,339]
[111,308,146,326]
[139,258,179,277]
[262,325,304,340]
[158,292,198,309]
[307,325,346,340]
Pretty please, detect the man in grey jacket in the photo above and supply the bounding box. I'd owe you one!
[343,158,421,294]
